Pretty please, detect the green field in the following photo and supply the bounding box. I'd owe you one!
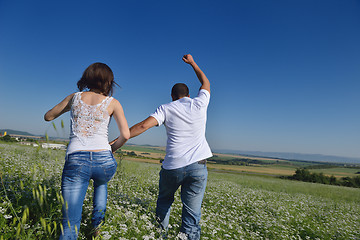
[121,145,165,154]
[310,167,360,178]
[1,142,360,239]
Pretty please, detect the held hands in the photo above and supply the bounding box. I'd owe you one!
[182,54,195,65]
[109,137,119,153]
[109,138,118,146]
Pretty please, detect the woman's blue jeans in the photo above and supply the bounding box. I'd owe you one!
[156,161,208,240]
[59,151,117,240]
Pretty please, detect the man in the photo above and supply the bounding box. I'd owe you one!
[124,54,212,239]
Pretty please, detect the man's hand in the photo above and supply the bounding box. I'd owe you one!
[182,54,210,93]
[182,54,195,65]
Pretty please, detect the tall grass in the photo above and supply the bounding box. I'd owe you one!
[0,143,64,239]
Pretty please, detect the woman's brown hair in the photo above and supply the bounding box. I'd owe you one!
[77,62,116,96]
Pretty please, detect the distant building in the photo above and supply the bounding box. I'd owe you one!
[20,142,39,147]
[41,143,67,150]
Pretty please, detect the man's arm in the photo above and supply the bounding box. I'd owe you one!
[182,54,210,93]
[129,116,158,138]
[109,116,158,147]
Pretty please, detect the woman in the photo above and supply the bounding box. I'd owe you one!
[44,63,130,239]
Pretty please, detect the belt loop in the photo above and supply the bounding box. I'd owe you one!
[90,151,93,161]
[198,159,207,165]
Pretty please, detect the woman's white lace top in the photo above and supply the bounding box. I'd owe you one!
[66,92,113,154]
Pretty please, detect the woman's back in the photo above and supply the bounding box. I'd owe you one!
[80,91,110,106]
[44,62,130,239]
[67,91,114,154]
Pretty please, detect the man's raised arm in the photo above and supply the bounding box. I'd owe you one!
[182,54,210,93]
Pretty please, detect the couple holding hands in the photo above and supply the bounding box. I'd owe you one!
[45,54,212,240]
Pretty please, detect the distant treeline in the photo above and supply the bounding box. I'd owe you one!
[208,156,273,166]
[304,164,339,169]
[0,135,17,142]
[304,164,360,170]
[283,168,360,188]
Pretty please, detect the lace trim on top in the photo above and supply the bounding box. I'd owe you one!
[71,92,113,145]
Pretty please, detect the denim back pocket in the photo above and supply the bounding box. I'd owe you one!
[102,155,118,182]
[187,168,208,196]
[63,153,88,178]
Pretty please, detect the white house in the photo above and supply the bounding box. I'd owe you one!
[41,143,67,150]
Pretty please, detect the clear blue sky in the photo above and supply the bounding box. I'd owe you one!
[0,0,359,158]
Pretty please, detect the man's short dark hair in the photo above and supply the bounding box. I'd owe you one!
[171,83,189,100]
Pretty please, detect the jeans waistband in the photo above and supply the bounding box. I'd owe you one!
[66,150,113,160]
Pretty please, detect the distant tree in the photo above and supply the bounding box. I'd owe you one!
[341,177,355,187]
[289,168,359,188]
[329,175,337,185]
[319,172,328,183]
[294,168,309,181]
[309,172,319,183]
[354,176,360,187]
[127,151,137,157]
[1,135,14,142]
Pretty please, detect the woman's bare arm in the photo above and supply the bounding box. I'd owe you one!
[110,99,130,152]
[44,93,75,121]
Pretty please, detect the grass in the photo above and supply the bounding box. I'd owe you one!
[207,163,297,176]
[1,142,360,239]
[208,170,360,203]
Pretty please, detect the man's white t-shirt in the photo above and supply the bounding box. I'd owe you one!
[150,89,213,170]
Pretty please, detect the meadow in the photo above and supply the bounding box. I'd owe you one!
[1,142,360,239]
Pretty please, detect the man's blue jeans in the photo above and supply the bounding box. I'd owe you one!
[59,151,117,240]
[156,161,208,240]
